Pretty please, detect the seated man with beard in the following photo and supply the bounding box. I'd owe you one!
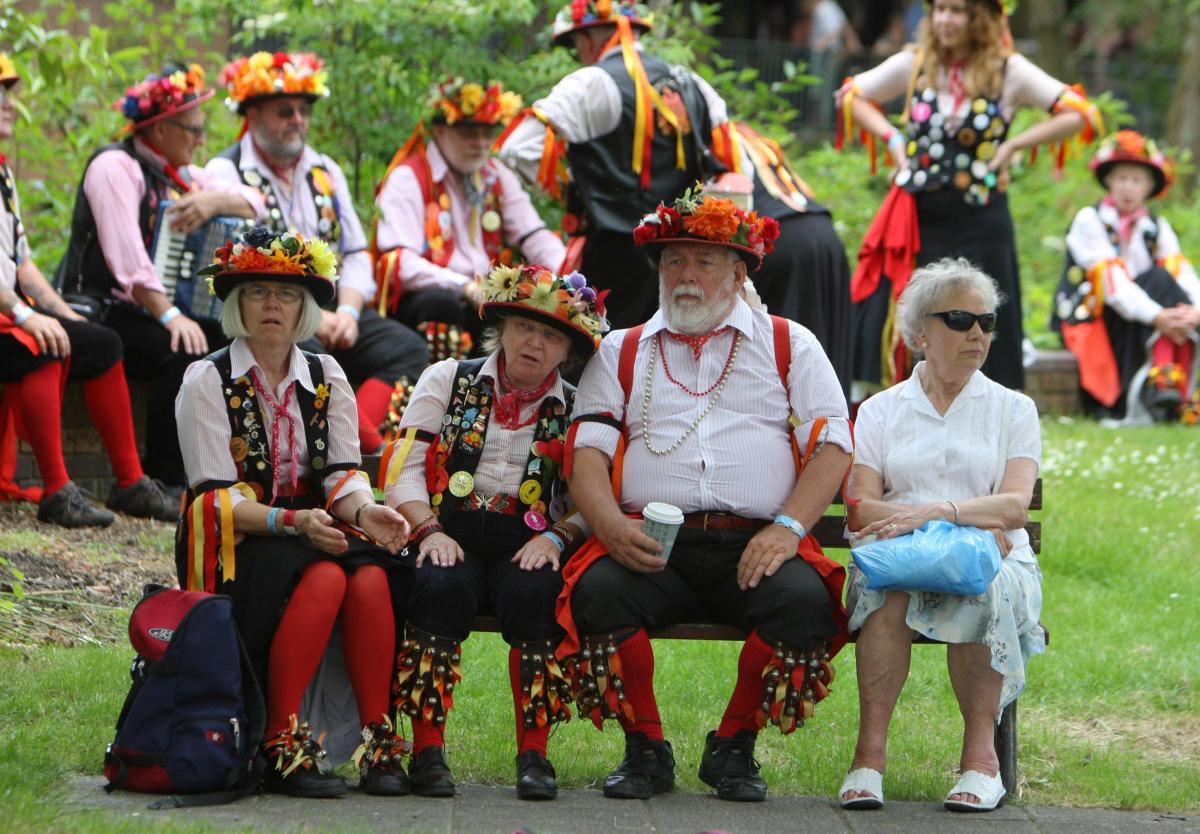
[558,191,853,802]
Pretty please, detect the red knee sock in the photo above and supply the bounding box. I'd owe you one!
[355,378,393,453]
[508,646,551,756]
[19,362,70,496]
[341,566,395,728]
[717,630,775,737]
[84,362,143,488]
[1150,334,1175,368]
[614,629,663,740]
[1177,341,1194,391]
[266,561,347,737]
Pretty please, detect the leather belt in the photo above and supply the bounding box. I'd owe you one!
[680,512,768,531]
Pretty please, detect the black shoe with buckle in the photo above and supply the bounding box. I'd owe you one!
[602,732,675,799]
[106,475,179,522]
[698,729,768,802]
[37,481,115,529]
[515,749,557,800]
[408,746,455,797]
[360,761,409,796]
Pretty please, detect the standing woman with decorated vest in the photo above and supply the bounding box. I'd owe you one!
[175,228,412,798]
[374,79,565,363]
[205,53,430,456]
[839,0,1102,398]
[380,264,607,800]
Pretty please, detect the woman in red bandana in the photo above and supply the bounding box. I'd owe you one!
[381,263,607,800]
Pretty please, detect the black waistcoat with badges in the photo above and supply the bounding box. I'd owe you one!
[896,59,1009,208]
[566,49,715,234]
[430,358,574,529]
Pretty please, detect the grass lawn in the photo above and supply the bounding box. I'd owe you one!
[1,418,1197,832]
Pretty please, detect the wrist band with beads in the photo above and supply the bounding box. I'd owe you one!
[354,502,370,528]
[414,522,444,544]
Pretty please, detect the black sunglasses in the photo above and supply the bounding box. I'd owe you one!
[272,103,312,120]
[926,310,998,333]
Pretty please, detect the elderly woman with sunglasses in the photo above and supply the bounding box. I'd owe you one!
[837,258,1043,814]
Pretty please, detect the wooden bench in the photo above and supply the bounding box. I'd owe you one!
[364,452,1043,795]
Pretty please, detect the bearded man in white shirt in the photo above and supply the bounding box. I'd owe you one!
[558,192,853,802]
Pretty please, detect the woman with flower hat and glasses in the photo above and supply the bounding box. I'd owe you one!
[838,0,1102,398]
[380,264,607,800]
[1053,130,1200,424]
[174,227,413,798]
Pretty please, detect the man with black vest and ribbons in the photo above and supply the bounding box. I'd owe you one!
[379,264,607,799]
[496,1,741,330]
[55,62,263,490]
[559,191,852,802]
[373,78,565,368]
[205,52,429,456]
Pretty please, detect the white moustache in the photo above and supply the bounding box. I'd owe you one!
[672,286,705,301]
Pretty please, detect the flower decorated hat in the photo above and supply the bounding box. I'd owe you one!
[219,52,329,114]
[552,0,653,46]
[117,63,213,131]
[1090,130,1175,199]
[427,77,523,127]
[200,226,339,306]
[480,264,610,357]
[924,0,1016,15]
[633,186,782,270]
[0,54,20,88]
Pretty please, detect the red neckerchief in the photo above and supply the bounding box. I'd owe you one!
[251,137,301,182]
[494,352,556,430]
[948,59,967,113]
[136,138,193,193]
[247,367,299,503]
[663,325,730,361]
[1103,195,1149,248]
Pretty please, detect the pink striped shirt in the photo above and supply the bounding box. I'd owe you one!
[572,299,852,518]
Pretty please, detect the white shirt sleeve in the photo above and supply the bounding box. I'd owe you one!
[1066,207,1162,326]
[1003,53,1067,113]
[384,359,457,508]
[528,67,623,145]
[1005,392,1041,468]
[853,50,916,104]
[786,322,854,455]
[319,355,373,502]
[176,360,246,504]
[1155,217,1200,305]
[569,331,627,460]
[849,389,886,477]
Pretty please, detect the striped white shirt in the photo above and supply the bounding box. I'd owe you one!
[572,298,852,518]
[176,338,371,507]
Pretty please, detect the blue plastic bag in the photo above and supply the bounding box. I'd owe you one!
[850,520,1002,596]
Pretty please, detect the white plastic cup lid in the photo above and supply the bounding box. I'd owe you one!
[642,502,684,524]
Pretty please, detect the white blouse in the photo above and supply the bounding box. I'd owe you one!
[176,338,371,508]
[853,363,1041,564]
[0,172,31,294]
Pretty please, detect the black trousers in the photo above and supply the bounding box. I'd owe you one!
[571,527,837,650]
[0,314,123,382]
[299,307,429,386]
[390,288,484,347]
[104,303,229,486]
[581,230,660,331]
[404,509,563,645]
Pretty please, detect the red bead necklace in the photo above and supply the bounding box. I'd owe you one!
[656,329,740,397]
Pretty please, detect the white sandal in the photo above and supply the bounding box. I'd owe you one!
[944,769,1005,812]
[838,767,883,810]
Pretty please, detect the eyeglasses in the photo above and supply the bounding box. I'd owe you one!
[271,103,312,120]
[926,310,998,333]
[242,285,303,303]
[0,87,15,106]
[166,119,206,138]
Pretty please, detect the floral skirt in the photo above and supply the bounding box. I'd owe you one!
[847,557,1045,718]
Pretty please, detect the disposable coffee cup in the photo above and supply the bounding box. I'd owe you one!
[641,502,684,561]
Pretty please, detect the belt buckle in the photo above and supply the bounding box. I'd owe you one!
[702,512,713,531]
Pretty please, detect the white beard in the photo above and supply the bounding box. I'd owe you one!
[659,279,737,335]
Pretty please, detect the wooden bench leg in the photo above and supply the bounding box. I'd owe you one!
[994,699,1018,795]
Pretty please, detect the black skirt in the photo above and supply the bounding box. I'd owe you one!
[852,189,1025,390]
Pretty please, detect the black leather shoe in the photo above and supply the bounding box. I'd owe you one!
[409,747,455,797]
[106,476,179,522]
[515,750,557,800]
[37,481,115,528]
[698,729,768,802]
[261,761,348,798]
[602,732,675,799]
[360,762,410,796]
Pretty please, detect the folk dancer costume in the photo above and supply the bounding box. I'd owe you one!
[559,193,852,802]
[374,78,565,371]
[496,0,738,330]
[55,63,265,486]
[1053,131,1200,423]
[718,121,853,394]
[174,229,411,797]
[840,0,1103,396]
[0,54,174,525]
[205,52,430,454]
[380,264,607,799]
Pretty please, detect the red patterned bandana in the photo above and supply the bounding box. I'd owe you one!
[663,326,730,360]
[494,352,556,430]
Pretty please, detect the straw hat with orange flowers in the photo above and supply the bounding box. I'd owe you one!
[219,52,330,115]
[551,0,653,46]
[117,63,213,131]
[633,186,781,271]
[1090,130,1176,199]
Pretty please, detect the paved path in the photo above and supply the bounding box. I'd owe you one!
[65,777,1199,833]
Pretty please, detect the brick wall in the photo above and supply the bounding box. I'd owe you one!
[1024,349,1083,415]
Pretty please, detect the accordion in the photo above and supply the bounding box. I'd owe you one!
[149,202,253,322]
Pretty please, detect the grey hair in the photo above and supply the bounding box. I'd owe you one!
[479,315,581,367]
[896,257,1005,351]
[219,284,324,343]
